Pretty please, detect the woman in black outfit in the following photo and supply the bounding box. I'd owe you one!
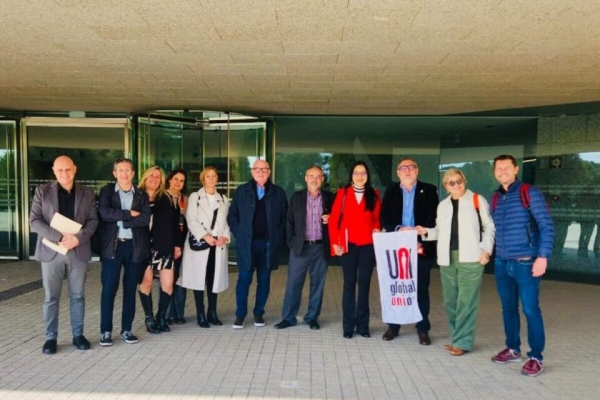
[165,169,189,324]
[137,166,183,333]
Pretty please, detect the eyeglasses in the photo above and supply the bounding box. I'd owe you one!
[352,172,368,177]
[252,167,270,173]
[397,165,417,172]
[447,178,465,187]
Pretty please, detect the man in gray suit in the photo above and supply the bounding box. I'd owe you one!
[274,166,333,330]
[30,155,98,354]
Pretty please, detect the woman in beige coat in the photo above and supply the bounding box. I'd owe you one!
[179,166,230,328]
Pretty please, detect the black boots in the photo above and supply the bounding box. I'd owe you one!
[207,292,222,325]
[207,310,223,326]
[156,290,172,332]
[138,291,160,334]
[194,290,221,327]
[193,290,209,328]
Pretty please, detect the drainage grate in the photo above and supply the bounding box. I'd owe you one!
[0,280,43,302]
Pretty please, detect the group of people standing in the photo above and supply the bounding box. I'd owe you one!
[30,153,554,377]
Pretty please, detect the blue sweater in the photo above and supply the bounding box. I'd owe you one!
[491,179,554,260]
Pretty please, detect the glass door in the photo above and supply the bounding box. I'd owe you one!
[22,117,130,258]
[0,121,19,259]
[138,113,267,264]
[138,114,267,198]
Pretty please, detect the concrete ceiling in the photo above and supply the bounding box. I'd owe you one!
[1,0,600,115]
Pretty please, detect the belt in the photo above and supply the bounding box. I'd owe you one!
[304,240,322,245]
[118,238,132,242]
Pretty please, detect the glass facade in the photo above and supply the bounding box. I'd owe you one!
[0,121,18,258]
[23,118,130,257]
[273,115,600,284]
[0,112,598,284]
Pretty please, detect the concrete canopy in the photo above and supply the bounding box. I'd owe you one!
[1,0,599,115]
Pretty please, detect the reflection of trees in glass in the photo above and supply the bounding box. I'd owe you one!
[441,161,497,200]
[329,153,392,194]
[28,148,123,184]
[276,153,329,198]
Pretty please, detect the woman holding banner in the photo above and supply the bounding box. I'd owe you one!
[329,161,381,339]
[416,168,495,356]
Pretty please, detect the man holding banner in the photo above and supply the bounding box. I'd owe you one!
[380,158,438,345]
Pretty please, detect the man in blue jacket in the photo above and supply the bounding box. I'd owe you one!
[490,155,554,377]
[227,159,288,329]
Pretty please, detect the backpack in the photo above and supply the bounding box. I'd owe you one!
[491,183,531,212]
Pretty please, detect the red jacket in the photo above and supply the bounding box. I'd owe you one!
[328,187,381,255]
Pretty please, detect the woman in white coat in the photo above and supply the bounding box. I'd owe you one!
[416,168,495,356]
[179,166,230,328]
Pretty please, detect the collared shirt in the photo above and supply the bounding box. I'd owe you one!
[305,190,323,241]
[256,185,265,200]
[115,184,135,239]
[399,183,416,229]
[57,184,76,221]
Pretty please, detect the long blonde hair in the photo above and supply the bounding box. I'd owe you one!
[138,166,166,199]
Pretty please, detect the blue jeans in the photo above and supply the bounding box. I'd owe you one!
[100,240,141,334]
[235,239,271,318]
[494,258,545,361]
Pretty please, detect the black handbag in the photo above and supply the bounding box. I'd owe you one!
[189,208,218,251]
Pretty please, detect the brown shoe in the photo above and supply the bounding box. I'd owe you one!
[418,332,431,346]
[382,329,399,341]
[450,348,466,356]
[443,344,453,351]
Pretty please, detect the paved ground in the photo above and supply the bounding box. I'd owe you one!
[0,261,598,399]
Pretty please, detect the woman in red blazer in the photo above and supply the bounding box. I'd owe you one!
[329,161,381,339]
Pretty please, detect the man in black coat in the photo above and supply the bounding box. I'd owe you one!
[380,158,438,345]
[275,166,334,331]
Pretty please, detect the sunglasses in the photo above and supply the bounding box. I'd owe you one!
[447,178,465,187]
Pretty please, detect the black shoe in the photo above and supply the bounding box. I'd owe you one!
[232,317,245,330]
[308,320,320,330]
[382,328,399,341]
[197,313,210,328]
[207,310,223,326]
[42,339,57,355]
[174,317,186,324]
[359,331,371,338]
[120,331,139,344]
[274,320,293,330]
[343,332,353,339]
[418,332,432,346]
[166,318,174,325]
[72,335,91,350]
[254,315,265,327]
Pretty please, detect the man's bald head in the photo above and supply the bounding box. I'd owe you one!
[52,156,77,190]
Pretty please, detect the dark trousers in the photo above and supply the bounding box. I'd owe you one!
[341,243,375,334]
[194,246,218,314]
[388,255,433,334]
[236,239,271,318]
[100,240,141,333]
[281,242,328,324]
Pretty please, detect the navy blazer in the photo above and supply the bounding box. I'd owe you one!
[380,180,439,259]
[286,189,334,259]
[227,179,288,271]
[30,181,98,262]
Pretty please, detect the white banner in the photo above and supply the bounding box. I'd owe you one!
[373,231,422,325]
